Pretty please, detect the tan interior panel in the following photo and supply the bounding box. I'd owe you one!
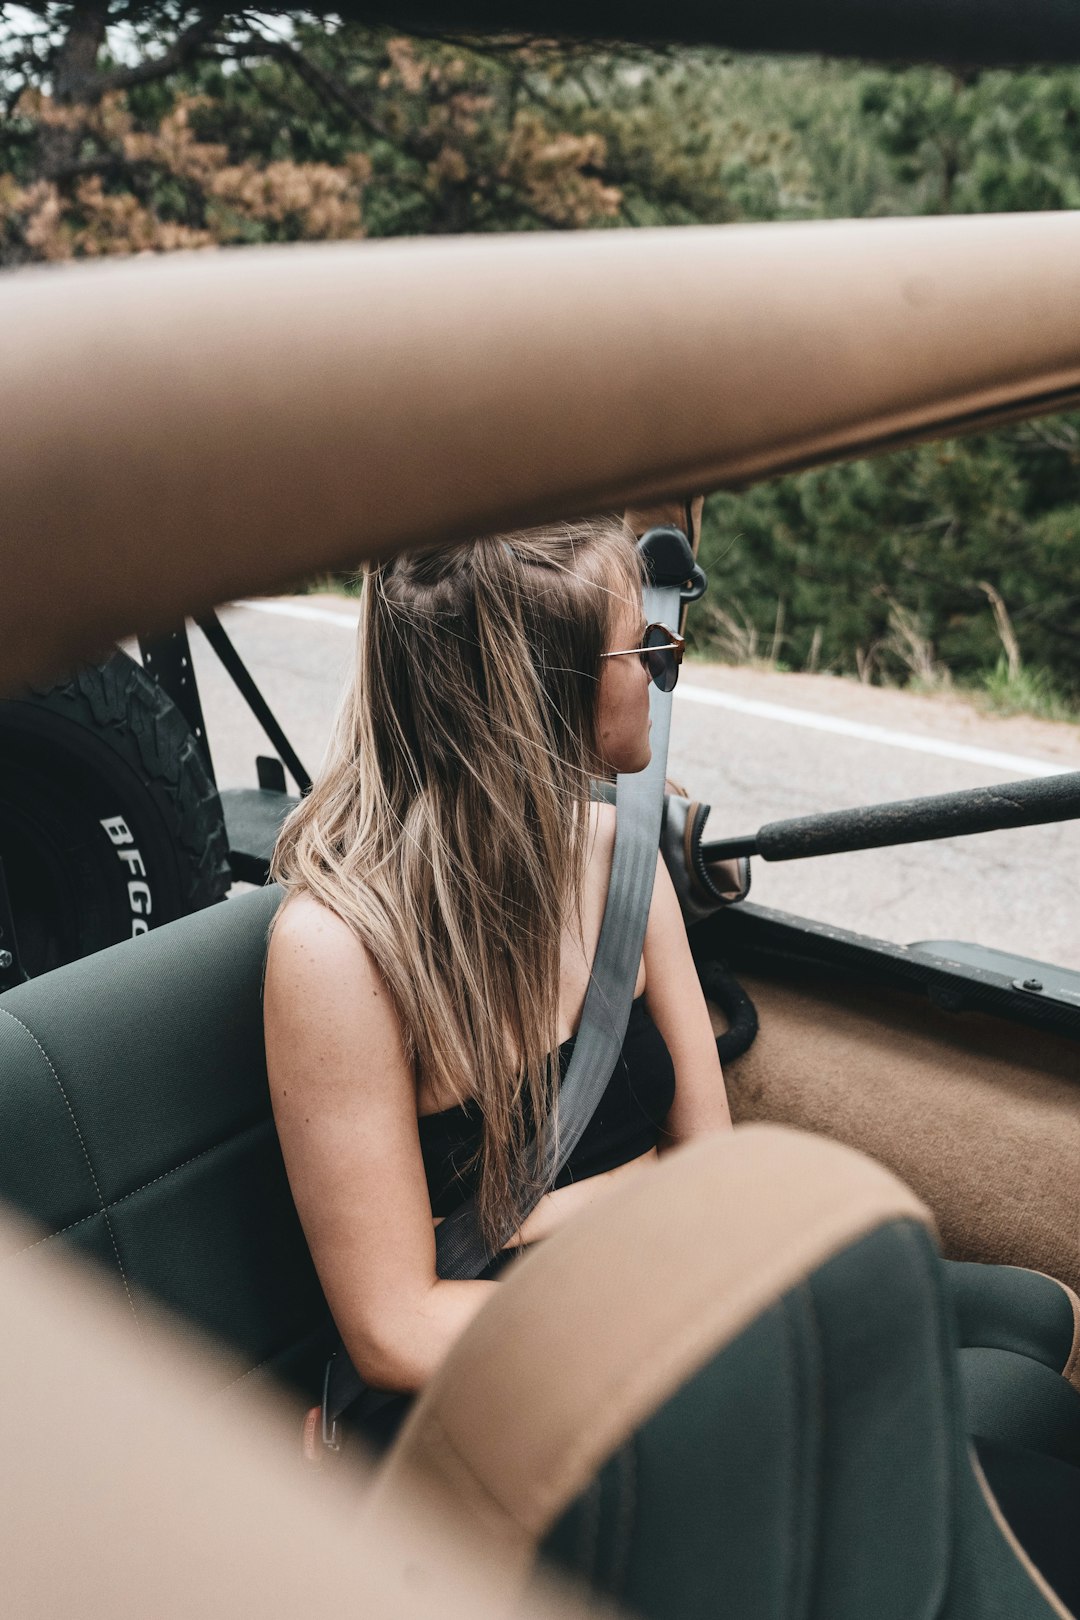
[719,972,1080,1293]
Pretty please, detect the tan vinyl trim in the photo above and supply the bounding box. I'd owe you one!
[366,1125,933,1602]
[971,1452,1076,1620]
[5,213,1080,690]
[0,1204,600,1620]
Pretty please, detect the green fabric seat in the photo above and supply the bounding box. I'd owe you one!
[542,1220,1080,1619]
[961,1349,1080,1467]
[947,1261,1078,1375]
[0,887,335,1399]
[944,1259,1080,1466]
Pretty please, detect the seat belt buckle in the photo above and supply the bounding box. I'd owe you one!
[301,1354,344,1467]
[321,1351,344,1453]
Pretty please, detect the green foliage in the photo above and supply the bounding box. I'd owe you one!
[698,421,1080,700]
[0,28,818,254]
[978,657,1076,722]
[858,67,1080,214]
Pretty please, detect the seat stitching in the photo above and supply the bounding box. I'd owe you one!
[215,1351,277,1394]
[212,1318,335,1395]
[8,1117,274,1258]
[12,1207,100,1252]
[0,1006,140,1330]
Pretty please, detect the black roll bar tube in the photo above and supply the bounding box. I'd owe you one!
[195,611,312,796]
[704,771,1080,864]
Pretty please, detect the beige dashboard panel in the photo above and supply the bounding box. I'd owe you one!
[2,211,1080,690]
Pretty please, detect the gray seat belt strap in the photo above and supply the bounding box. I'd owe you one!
[532,572,676,1182]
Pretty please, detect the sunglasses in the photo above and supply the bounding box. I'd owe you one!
[599,623,685,693]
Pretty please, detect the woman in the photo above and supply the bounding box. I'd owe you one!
[263,517,732,1444]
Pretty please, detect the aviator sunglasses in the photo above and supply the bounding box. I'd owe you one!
[600,623,685,693]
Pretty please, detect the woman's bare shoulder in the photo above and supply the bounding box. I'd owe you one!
[270,891,359,955]
[264,892,411,1099]
[265,893,387,1016]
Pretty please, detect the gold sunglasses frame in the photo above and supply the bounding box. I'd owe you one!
[599,623,686,685]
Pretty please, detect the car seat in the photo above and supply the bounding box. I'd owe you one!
[0,892,1078,1614]
[370,1128,1080,1619]
[0,886,335,1403]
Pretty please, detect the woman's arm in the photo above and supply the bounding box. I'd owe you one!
[642,856,733,1147]
[263,895,495,1393]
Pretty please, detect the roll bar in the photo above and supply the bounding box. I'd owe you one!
[4,213,1080,691]
[706,772,1080,864]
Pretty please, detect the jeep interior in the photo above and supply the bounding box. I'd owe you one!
[2,4,1080,1617]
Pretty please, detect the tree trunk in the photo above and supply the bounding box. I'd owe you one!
[36,2,111,179]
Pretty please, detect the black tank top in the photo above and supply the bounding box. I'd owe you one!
[417,994,676,1217]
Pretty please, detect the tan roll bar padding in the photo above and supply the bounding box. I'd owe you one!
[0,1207,601,1620]
[4,212,1080,691]
[366,1124,934,1602]
[623,497,703,551]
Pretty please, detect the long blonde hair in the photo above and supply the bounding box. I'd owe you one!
[270,517,645,1245]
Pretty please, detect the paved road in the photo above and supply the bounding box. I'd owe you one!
[182,597,1080,972]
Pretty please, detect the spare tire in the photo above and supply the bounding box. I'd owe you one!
[0,649,231,981]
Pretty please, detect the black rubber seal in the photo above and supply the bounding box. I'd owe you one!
[697,955,760,1064]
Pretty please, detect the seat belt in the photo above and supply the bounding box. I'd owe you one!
[313,522,698,1455]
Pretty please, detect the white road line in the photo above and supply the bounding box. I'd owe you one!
[676,684,1072,778]
[229,598,1074,780]
[233,598,361,628]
